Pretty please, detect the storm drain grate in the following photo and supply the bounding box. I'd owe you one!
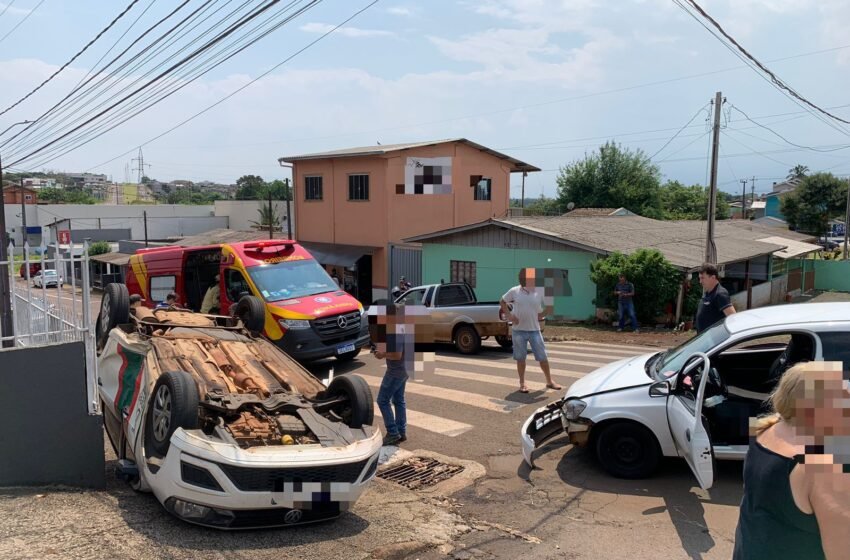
[377,456,465,490]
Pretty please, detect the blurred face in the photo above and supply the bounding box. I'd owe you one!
[795,372,850,438]
[519,268,534,288]
[618,275,626,283]
[698,271,718,291]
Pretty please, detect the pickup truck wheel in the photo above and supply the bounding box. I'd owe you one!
[97,283,130,349]
[144,371,200,458]
[495,335,513,350]
[233,295,266,334]
[326,374,373,428]
[337,348,361,362]
[595,422,661,479]
[455,325,481,354]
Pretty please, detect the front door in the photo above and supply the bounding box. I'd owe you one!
[666,352,715,489]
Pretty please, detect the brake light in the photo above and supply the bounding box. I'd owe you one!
[243,240,294,250]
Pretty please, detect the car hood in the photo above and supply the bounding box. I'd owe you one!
[566,352,657,398]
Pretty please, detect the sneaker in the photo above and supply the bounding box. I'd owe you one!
[383,433,402,446]
[398,433,407,443]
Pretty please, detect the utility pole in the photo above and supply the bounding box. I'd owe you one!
[705,91,723,264]
[143,211,149,247]
[131,147,151,185]
[521,171,527,209]
[268,188,273,240]
[844,178,850,260]
[739,179,748,220]
[20,177,27,246]
[284,178,292,240]
[750,181,755,220]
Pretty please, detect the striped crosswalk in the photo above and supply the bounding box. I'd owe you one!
[360,340,664,439]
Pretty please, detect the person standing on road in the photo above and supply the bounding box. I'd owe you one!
[733,361,850,560]
[614,274,639,332]
[372,304,410,446]
[500,268,562,394]
[695,263,736,333]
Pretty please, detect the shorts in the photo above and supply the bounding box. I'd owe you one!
[512,330,548,362]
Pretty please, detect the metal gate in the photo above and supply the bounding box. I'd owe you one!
[389,244,422,288]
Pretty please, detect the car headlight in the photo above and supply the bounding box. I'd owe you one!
[563,399,587,421]
[279,318,310,329]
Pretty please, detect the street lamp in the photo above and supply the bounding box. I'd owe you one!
[0,119,33,346]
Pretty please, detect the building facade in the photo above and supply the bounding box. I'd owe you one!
[2,185,37,205]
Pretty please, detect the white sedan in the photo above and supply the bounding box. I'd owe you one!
[33,269,63,288]
[521,303,850,489]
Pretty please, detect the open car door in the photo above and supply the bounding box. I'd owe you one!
[666,352,715,489]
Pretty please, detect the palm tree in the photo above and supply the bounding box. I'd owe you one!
[787,164,809,181]
[250,204,281,230]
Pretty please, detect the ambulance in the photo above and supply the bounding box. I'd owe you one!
[125,240,370,363]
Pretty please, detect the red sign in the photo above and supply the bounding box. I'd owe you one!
[58,230,71,244]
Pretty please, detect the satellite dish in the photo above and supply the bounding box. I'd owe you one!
[567,202,576,211]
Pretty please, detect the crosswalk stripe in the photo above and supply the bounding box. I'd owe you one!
[545,345,645,358]
[545,348,634,361]
[360,373,523,413]
[434,368,576,391]
[444,352,611,369]
[374,408,473,437]
[549,340,662,352]
[435,354,589,378]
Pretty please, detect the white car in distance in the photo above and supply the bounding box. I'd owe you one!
[33,269,63,288]
[521,303,850,489]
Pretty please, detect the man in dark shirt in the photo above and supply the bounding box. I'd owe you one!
[695,263,736,333]
[614,274,638,332]
[372,304,411,446]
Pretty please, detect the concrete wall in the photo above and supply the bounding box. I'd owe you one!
[214,200,293,233]
[422,243,597,320]
[0,342,105,488]
[812,260,850,292]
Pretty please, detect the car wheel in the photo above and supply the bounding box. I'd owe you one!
[337,348,361,362]
[97,283,130,348]
[233,295,266,334]
[325,374,374,429]
[495,335,513,350]
[595,422,661,479]
[455,325,481,354]
[144,371,200,458]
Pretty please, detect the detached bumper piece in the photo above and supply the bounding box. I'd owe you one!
[521,399,567,467]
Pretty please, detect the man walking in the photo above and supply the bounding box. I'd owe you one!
[500,268,562,394]
[695,263,736,333]
[373,304,409,446]
[614,274,639,332]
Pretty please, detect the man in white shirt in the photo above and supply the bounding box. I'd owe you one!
[500,268,562,394]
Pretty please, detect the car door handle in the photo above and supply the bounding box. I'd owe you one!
[685,429,691,442]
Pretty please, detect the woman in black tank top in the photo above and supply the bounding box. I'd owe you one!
[733,362,850,560]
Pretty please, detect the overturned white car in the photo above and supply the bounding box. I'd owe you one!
[96,284,382,529]
[521,303,850,488]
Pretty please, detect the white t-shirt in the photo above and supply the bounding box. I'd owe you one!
[502,285,543,332]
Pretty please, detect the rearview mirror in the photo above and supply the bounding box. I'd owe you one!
[649,381,670,398]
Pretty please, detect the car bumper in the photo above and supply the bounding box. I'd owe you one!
[520,400,591,467]
[144,428,383,529]
[275,323,371,362]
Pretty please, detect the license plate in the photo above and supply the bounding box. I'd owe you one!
[337,343,356,355]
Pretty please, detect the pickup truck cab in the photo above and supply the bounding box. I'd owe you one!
[125,240,370,363]
[394,282,510,354]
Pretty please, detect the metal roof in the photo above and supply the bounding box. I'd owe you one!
[563,207,633,217]
[756,236,822,259]
[90,252,132,266]
[278,138,541,172]
[407,215,786,272]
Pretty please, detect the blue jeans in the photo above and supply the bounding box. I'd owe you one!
[377,375,407,437]
[618,299,638,330]
[512,330,548,362]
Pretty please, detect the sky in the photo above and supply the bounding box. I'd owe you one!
[1,0,850,200]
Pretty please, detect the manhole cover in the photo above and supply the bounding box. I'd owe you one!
[378,456,465,490]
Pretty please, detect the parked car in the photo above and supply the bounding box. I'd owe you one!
[33,269,63,288]
[521,303,850,489]
[96,283,382,529]
[19,262,42,279]
[391,282,512,354]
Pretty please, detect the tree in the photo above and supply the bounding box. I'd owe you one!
[140,175,152,184]
[787,164,809,181]
[659,181,730,220]
[235,175,266,199]
[780,172,847,236]
[523,195,563,216]
[251,204,281,230]
[556,141,664,219]
[264,178,292,200]
[87,241,111,256]
[37,187,65,203]
[590,249,681,323]
[35,186,96,204]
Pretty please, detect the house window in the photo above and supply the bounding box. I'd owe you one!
[348,174,369,201]
[24,194,32,201]
[150,275,176,302]
[474,177,492,201]
[304,176,323,200]
[450,260,476,288]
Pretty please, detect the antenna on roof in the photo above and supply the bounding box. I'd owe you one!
[376,140,381,145]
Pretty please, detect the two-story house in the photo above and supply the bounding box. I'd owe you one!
[279,138,539,302]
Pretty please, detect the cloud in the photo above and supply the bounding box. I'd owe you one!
[387,6,415,17]
[299,22,395,38]
[0,2,32,16]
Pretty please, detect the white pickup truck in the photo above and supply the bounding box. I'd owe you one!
[392,282,512,354]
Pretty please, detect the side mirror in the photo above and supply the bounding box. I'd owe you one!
[649,381,670,398]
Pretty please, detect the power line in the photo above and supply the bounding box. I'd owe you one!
[730,104,850,153]
[0,0,45,46]
[0,0,142,118]
[649,103,710,159]
[0,0,18,20]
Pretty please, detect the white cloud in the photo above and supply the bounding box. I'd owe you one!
[0,2,32,16]
[387,6,414,17]
[299,22,395,38]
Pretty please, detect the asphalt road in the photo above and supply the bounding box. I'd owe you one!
[0,285,743,559]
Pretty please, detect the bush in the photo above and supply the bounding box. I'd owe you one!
[590,249,682,323]
[87,241,111,256]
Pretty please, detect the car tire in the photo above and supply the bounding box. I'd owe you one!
[326,374,374,429]
[594,421,661,479]
[233,295,266,334]
[455,324,481,354]
[144,371,200,458]
[337,348,361,362]
[97,283,130,348]
[495,335,513,351]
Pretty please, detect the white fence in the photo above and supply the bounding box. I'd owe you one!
[0,242,98,415]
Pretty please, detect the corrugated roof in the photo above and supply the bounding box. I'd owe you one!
[90,252,132,265]
[278,138,541,172]
[756,236,822,259]
[563,207,631,217]
[724,220,816,242]
[407,215,785,271]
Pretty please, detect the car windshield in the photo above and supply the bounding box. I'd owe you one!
[653,322,731,380]
[247,259,336,302]
[43,270,57,276]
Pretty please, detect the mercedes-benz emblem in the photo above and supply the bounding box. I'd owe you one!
[337,316,348,329]
[284,509,303,524]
